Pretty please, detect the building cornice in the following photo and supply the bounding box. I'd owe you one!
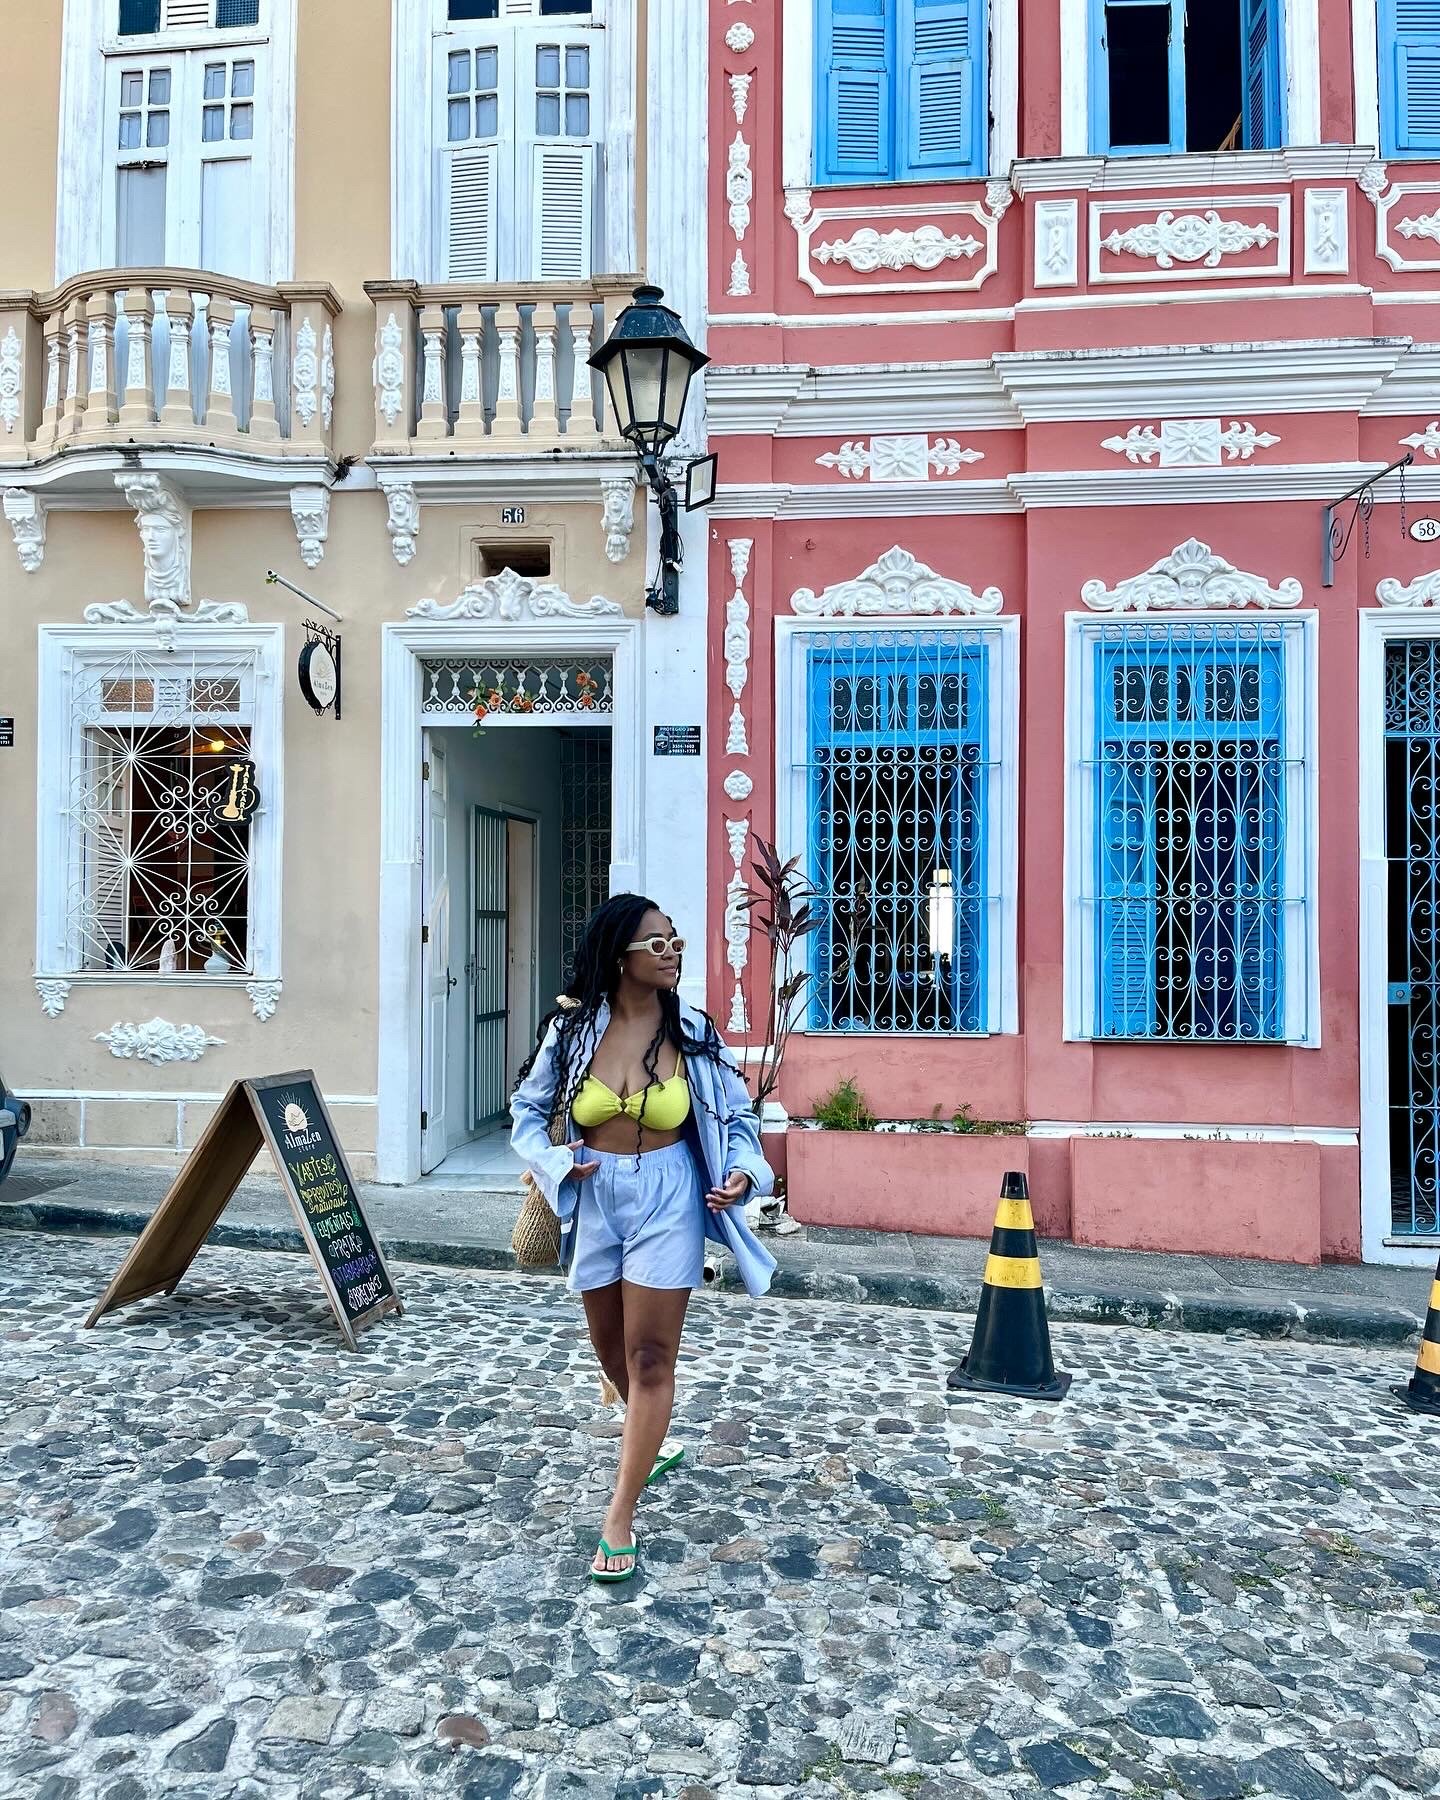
[0,446,343,507]
[367,453,640,504]
[710,480,1021,518]
[706,363,1020,435]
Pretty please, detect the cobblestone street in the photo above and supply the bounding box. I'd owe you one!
[2,1230,1438,1800]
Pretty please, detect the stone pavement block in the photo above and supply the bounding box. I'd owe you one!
[261,1696,343,1743]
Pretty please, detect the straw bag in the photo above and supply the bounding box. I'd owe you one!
[512,1102,568,1268]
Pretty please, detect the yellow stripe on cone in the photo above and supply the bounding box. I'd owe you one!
[948,1171,1070,1402]
[1393,1250,1440,1416]
[982,1254,1043,1290]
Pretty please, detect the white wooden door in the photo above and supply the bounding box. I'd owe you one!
[421,738,452,1173]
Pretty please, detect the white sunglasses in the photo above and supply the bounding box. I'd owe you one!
[625,934,686,956]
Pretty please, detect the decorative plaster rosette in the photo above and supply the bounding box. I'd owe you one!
[96,1019,225,1065]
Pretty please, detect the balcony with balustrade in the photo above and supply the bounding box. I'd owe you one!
[0,271,342,500]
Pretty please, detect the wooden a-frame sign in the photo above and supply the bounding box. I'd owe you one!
[85,1071,403,1350]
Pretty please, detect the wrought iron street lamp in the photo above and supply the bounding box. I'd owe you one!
[589,284,713,615]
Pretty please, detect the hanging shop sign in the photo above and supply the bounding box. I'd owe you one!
[0,718,13,749]
[84,1071,402,1351]
[298,620,342,718]
[654,725,702,756]
[1410,519,1440,544]
[206,759,260,827]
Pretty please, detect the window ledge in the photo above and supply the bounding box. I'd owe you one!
[1012,146,1378,197]
[40,973,269,986]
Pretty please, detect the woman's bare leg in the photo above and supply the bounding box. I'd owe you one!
[595,1283,689,1574]
[581,1282,630,1403]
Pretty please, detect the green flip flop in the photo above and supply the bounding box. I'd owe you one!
[645,1446,685,1486]
[590,1539,638,1584]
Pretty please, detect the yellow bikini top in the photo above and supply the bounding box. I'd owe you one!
[572,1049,691,1131]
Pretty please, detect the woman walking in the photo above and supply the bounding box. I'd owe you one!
[510,894,776,1583]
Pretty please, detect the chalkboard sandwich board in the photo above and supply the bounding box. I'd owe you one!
[85,1071,402,1350]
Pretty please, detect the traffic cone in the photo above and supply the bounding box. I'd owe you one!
[947,1172,1071,1402]
[1393,1253,1440,1417]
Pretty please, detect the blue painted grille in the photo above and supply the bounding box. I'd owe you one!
[804,631,994,1033]
[1083,621,1302,1043]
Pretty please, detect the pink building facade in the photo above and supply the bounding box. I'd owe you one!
[701,0,1440,1267]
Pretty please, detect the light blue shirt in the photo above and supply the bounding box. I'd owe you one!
[509,1000,778,1297]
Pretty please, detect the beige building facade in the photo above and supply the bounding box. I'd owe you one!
[0,0,712,1186]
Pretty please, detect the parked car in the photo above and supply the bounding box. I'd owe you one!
[0,1071,31,1187]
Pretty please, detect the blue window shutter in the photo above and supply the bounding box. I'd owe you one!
[1240,0,1284,151]
[1097,749,1157,1038]
[818,0,894,183]
[899,0,981,177]
[1385,2,1440,155]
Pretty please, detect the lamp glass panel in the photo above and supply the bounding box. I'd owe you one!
[619,344,665,434]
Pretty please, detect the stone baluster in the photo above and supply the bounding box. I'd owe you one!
[453,301,487,443]
[39,309,67,447]
[59,297,88,439]
[118,287,157,428]
[160,289,196,430]
[491,301,523,442]
[567,301,600,442]
[204,295,238,435]
[597,289,628,440]
[80,288,119,437]
[416,303,449,441]
[530,300,559,442]
[249,302,280,441]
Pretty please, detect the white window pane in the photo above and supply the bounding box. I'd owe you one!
[448,97,471,141]
[148,68,169,103]
[448,50,470,95]
[204,63,226,100]
[202,158,251,277]
[230,102,253,139]
[117,164,167,265]
[231,60,255,98]
[203,105,225,141]
[475,47,498,88]
[475,92,497,136]
[565,93,589,136]
[147,109,170,147]
[536,93,561,134]
[536,46,561,86]
[119,112,142,149]
[122,71,143,105]
[565,46,589,88]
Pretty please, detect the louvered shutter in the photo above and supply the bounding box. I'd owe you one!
[1097,749,1157,1038]
[1390,1,1440,154]
[161,0,212,28]
[532,141,592,279]
[1239,0,1283,151]
[820,0,893,182]
[901,0,979,176]
[445,143,499,279]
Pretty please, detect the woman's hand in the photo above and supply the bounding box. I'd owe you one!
[706,1170,752,1211]
[568,1141,601,1181]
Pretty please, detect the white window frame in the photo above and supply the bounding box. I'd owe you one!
[1058,0,1320,157]
[1061,610,1319,1048]
[35,623,284,988]
[391,0,637,281]
[774,613,1020,1038]
[56,0,296,283]
[781,0,1019,191]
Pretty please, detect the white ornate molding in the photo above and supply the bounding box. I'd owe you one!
[293,317,319,427]
[984,179,1015,225]
[1401,423,1440,460]
[724,538,753,701]
[0,326,21,435]
[727,251,752,298]
[1303,187,1348,274]
[321,323,336,429]
[1034,198,1079,288]
[117,473,191,608]
[1099,420,1281,467]
[246,980,283,1022]
[815,434,984,482]
[95,1019,225,1065]
[724,818,750,1035]
[726,702,749,756]
[728,72,752,123]
[1359,161,1389,208]
[814,224,982,273]
[723,769,754,800]
[1397,209,1440,249]
[289,485,330,570]
[4,488,46,571]
[36,979,71,1019]
[791,545,1003,618]
[375,312,405,428]
[407,568,623,622]
[724,20,754,50]
[384,481,420,566]
[1377,569,1440,609]
[1100,210,1280,269]
[727,133,753,243]
[599,475,636,563]
[1081,538,1303,613]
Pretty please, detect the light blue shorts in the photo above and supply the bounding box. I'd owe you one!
[567,1141,705,1295]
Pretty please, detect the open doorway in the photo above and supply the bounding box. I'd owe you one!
[420,715,612,1181]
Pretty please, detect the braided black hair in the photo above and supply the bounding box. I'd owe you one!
[516,893,749,1152]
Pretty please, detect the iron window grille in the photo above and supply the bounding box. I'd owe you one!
[791,624,1016,1036]
[1073,616,1314,1044]
[421,655,612,718]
